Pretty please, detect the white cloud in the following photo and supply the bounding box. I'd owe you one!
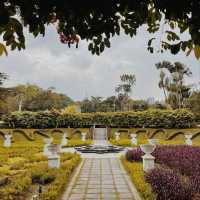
[1,25,200,101]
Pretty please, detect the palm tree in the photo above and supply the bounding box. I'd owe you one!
[156,61,192,109]
[115,74,136,111]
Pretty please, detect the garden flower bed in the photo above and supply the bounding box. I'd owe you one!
[0,142,81,200]
[124,145,200,200]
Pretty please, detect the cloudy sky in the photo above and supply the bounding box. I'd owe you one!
[1,25,200,101]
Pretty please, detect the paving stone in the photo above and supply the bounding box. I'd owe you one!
[101,188,116,193]
[68,197,83,200]
[101,184,115,189]
[102,193,117,198]
[63,158,137,200]
[118,193,133,198]
[71,188,85,193]
[116,188,130,193]
[69,193,84,198]
[87,184,101,189]
[85,193,101,198]
[87,188,101,193]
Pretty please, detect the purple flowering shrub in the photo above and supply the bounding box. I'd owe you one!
[145,167,192,200]
[126,146,200,199]
[126,145,200,176]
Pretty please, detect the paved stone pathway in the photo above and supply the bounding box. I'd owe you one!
[65,158,136,200]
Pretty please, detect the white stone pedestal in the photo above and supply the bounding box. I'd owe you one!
[130,134,137,145]
[140,144,156,172]
[43,138,53,156]
[115,132,120,141]
[142,154,155,172]
[47,144,60,168]
[48,155,60,168]
[61,133,68,146]
[81,132,87,141]
[4,135,12,147]
[185,135,192,146]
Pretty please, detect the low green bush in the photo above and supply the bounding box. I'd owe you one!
[3,109,194,129]
[62,139,92,147]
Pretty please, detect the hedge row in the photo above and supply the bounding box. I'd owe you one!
[3,109,194,129]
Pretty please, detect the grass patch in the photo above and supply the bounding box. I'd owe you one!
[121,157,156,200]
[62,139,92,147]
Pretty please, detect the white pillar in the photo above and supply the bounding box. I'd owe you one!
[130,134,137,145]
[4,135,12,148]
[43,138,53,156]
[81,132,87,141]
[48,155,60,168]
[140,144,156,172]
[61,133,68,146]
[185,134,192,146]
[47,144,60,168]
[115,132,120,141]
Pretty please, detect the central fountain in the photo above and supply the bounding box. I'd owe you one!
[75,126,124,154]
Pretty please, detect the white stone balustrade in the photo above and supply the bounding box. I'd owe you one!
[43,138,53,156]
[185,134,192,146]
[140,144,156,172]
[130,134,137,145]
[4,134,12,148]
[115,132,120,141]
[81,132,87,141]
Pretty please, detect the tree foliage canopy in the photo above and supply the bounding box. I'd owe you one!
[0,1,200,57]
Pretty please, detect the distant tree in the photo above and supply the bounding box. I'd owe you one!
[156,61,192,109]
[62,105,79,113]
[115,74,136,111]
[1,84,73,114]
[130,100,149,111]
[186,91,200,121]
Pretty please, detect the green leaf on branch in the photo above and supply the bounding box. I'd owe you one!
[0,43,8,56]
[194,45,200,59]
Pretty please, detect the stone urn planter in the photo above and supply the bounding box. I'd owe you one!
[115,132,120,141]
[130,134,137,145]
[185,134,192,146]
[148,139,159,146]
[140,144,156,172]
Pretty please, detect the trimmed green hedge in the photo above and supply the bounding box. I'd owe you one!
[3,109,194,129]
